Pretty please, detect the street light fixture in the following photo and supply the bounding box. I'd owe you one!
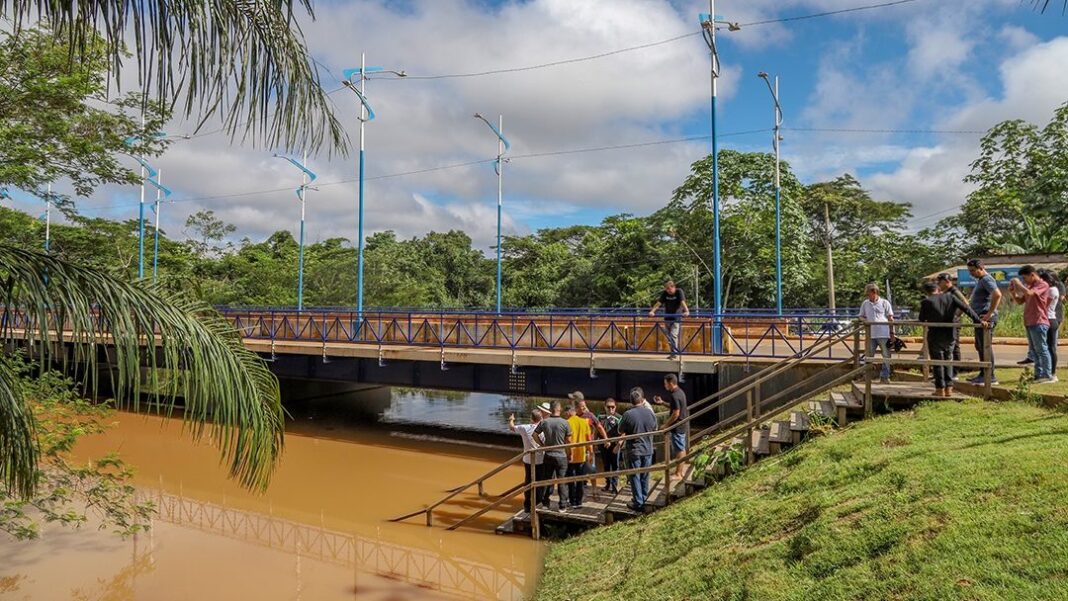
[273,152,317,311]
[474,113,511,314]
[124,131,185,280]
[758,71,784,316]
[341,55,406,321]
[699,3,740,350]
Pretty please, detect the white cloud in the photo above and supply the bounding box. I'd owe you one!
[868,37,1068,225]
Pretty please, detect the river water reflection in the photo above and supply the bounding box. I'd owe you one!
[0,388,546,600]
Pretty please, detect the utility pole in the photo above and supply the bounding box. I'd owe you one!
[758,71,783,315]
[824,201,836,312]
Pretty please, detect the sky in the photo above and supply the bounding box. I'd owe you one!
[9,0,1068,255]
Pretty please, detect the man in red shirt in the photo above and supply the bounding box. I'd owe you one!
[1009,265,1054,383]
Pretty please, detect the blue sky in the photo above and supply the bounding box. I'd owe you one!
[9,0,1068,252]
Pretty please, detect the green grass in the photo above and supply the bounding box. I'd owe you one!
[535,401,1068,601]
[994,367,1068,398]
[990,302,1067,339]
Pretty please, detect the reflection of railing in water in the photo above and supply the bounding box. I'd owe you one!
[147,490,527,601]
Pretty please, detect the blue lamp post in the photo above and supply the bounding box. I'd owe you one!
[44,184,52,252]
[273,152,317,311]
[758,71,784,315]
[124,132,169,280]
[474,113,511,314]
[699,4,739,350]
[147,170,173,283]
[342,55,406,320]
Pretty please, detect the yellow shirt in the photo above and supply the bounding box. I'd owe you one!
[567,415,592,464]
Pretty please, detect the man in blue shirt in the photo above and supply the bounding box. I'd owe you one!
[618,387,657,511]
[965,259,1003,385]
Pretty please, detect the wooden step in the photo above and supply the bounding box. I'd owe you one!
[789,411,810,445]
[808,399,835,420]
[751,427,771,456]
[768,420,793,443]
[830,391,863,409]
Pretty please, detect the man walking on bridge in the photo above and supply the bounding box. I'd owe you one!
[619,387,656,512]
[649,279,690,360]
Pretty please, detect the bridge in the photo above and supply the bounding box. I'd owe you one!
[218,307,876,403]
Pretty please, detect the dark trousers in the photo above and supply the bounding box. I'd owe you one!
[949,326,961,379]
[974,323,996,379]
[566,462,587,506]
[541,454,568,506]
[930,344,952,389]
[1049,319,1060,375]
[522,461,542,512]
[600,446,620,490]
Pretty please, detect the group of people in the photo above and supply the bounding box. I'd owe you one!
[857,259,1064,395]
[508,374,690,514]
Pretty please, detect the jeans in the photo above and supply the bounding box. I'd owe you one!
[522,461,542,512]
[1049,319,1060,375]
[566,462,587,506]
[541,454,568,506]
[868,337,891,380]
[627,454,653,508]
[974,320,996,380]
[600,446,620,490]
[665,319,681,355]
[1027,324,1052,380]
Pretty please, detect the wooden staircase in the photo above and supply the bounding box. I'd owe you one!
[390,319,994,540]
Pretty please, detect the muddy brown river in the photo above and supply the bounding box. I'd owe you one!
[0,396,544,600]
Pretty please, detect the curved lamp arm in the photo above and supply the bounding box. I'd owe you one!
[145,177,172,198]
[473,113,511,153]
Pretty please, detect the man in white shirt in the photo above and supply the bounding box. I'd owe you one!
[858,283,895,383]
[509,405,547,513]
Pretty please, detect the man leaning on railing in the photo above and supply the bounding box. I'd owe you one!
[919,281,984,397]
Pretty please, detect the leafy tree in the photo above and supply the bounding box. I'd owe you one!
[666,150,813,309]
[184,210,238,258]
[0,1,344,153]
[0,28,168,205]
[943,102,1068,254]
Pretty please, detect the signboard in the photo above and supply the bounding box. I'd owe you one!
[957,266,1020,288]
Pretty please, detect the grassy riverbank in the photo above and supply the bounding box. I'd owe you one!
[535,400,1068,601]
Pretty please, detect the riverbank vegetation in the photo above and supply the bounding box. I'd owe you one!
[535,400,1068,600]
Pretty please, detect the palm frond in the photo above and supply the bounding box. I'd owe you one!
[0,0,348,155]
[0,360,38,499]
[0,244,284,492]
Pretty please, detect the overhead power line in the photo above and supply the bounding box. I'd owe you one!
[787,127,984,135]
[739,0,922,27]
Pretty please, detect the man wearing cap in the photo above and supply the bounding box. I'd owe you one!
[508,406,546,514]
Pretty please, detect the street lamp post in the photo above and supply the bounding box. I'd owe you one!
[342,56,405,321]
[273,152,318,311]
[758,71,784,316]
[474,113,511,314]
[148,170,173,283]
[124,131,172,279]
[44,183,51,252]
[699,4,738,350]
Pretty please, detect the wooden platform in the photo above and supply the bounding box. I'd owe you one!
[853,380,968,405]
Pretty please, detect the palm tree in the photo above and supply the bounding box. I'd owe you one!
[1,245,285,499]
[1035,1,1067,13]
[0,1,346,153]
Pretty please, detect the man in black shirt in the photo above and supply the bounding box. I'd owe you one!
[919,281,983,397]
[649,279,690,359]
[653,373,689,478]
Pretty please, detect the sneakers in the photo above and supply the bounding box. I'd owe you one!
[1017,358,1034,365]
[967,375,999,385]
[626,502,644,512]
[1035,376,1059,384]
[879,377,890,384]
[667,354,677,360]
